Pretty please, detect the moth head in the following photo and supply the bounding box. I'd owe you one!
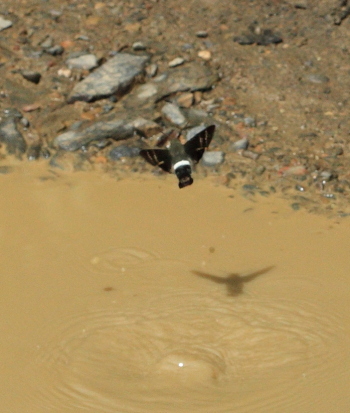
[174,162,193,189]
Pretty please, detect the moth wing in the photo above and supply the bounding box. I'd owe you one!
[184,124,216,163]
[139,149,172,173]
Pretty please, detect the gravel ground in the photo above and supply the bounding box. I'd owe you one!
[1,0,350,216]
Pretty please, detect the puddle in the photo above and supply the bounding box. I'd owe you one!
[0,165,350,412]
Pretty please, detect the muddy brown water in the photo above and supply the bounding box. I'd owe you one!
[1,165,350,413]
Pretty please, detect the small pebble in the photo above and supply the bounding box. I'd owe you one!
[20,117,30,127]
[175,92,193,108]
[57,68,72,77]
[146,63,158,77]
[320,171,336,182]
[243,116,256,127]
[40,36,53,48]
[231,137,249,151]
[168,57,185,67]
[66,54,98,70]
[304,73,330,84]
[109,145,140,160]
[196,30,208,38]
[202,151,225,166]
[242,150,260,160]
[21,70,41,84]
[198,50,211,60]
[46,45,64,56]
[254,165,266,175]
[132,42,146,51]
[161,103,186,126]
[0,16,13,31]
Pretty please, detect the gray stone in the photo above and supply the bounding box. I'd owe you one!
[132,42,146,51]
[0,16,12,31]
[161,103,186,126]
[231,137,249,151]
[40,36,53,49]
[21,70,41,84]
[244,116,256,127]
[146,63,158,77]
[304,73,330,84]
[0,118,27,155]
[168,57,185,67]
[54,120,135,151]
[123,62,218,109]
[131,118,162,138]
[45,45,64,56]
[109,145,140,160]
[134,83,158,99]
[160,63,218,97]
[66,54,98,70]
[67,53,150,103]
[196,31,208,38]
[202,151,225,166]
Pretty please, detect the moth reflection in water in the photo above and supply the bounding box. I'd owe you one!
[192,266,274,296]
[139,125,216,188]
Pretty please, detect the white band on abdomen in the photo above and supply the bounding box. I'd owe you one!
[173,160,191,171]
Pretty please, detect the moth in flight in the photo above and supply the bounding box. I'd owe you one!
[140,124,216,188]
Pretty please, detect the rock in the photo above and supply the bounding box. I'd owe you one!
[21,70,41,84]
[243,116,256,127]
[132,42,146,51]
[161,103,186,126]
[109,145,140,160]
[67,53,150,103]
[124,62,218,107]
[320,171,337,182]
[168,57,185,67]
[146,63,158,77]
[131,118,162,138]
[158,63,218,97]
[242,150,260,160]
[40,36,54,49]
[304,73,330,84]
[45,45,64,56]
[175,92,193,108]
[27,144,42,161]
[202,151,225,166]
[198,50,211,61]
[0,16,13,31]
[57,68,72,77]
[231,137,249,151]
[0,118,27,155]
[134,83,158,99]
[254,165,266,175]
[66,54,98,70]
[54,119,135,151]
[196,31,208,38]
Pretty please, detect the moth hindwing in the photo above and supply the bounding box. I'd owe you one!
[183,124,216,163]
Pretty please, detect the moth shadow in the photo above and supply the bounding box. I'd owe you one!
[192,266,275,296]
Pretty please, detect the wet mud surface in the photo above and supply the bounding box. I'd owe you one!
[1,166,350,412]
[1,1,350,412]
